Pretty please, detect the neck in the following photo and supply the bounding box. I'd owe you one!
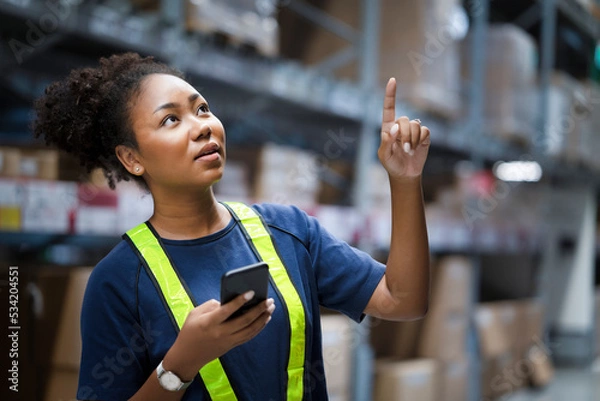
[148,186,230,240]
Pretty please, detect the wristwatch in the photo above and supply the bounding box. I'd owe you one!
[156,360,193,391]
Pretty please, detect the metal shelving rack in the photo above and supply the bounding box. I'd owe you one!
[1,0,600,400]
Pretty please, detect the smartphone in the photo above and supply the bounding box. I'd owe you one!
[221,262,269,320]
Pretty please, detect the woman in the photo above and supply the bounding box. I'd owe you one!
[34,53,430,401]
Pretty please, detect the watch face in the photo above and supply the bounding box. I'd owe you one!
[160,371,182,391]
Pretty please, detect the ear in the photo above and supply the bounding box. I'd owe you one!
[115,145,144,176]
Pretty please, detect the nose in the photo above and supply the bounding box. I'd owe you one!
[193,122,212,141]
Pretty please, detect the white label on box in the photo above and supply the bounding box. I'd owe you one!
[76,206,118,235]
[476,309,493,326]
[22,181,77,233]
[0,180,22,205]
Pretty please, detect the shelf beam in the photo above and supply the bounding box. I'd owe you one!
[287,0,360,44]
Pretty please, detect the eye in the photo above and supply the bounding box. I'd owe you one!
[197,103,210,114]
[161,115,178,127]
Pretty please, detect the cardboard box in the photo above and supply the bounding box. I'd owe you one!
[370,319,423,360]
[0,146,21,177]
[45,368,79,401]
[255,143,320,207]
[21,180,78,233]
[185,0,279,57]
[298,0,462,120]
[527,343,554,388]
[373,359,440,401]
[439,359,469,401]
[20,149,60,180]
[431,256,473,316]
[475,302,516,359]
[321,314,353,395]
[481,351,517,400]
[52,268,93,369]
[463,25,538,144]
[463,24,537,90]
[418,312,468,361]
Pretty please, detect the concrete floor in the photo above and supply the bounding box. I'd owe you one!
[507,361,600,401]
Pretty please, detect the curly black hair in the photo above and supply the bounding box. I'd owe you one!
[33,52,185,189]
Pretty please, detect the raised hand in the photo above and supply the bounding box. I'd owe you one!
[378,78,431,179]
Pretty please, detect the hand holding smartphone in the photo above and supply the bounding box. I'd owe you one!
[221,262,269,320]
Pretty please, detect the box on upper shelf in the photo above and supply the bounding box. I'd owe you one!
[289,0,463,120]
[185,0,279,57]
[462,24,538,146]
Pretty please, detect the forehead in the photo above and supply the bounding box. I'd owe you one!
[136,74,202,107]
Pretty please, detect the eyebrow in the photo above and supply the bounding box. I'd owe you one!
[153,93,202,114]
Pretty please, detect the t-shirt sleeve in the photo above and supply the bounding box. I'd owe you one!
[77,245,149,400]
[304,210,386,322]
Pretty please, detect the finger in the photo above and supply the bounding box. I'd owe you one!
[382,78,397,126]
[217,291,256,322]
[398,116,411,153]
[231,309,274,346]
[420,126,431,146]
[409,120,421,152]
[228,299,275,334]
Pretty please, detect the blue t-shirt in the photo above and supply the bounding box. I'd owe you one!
[77,203,385,401]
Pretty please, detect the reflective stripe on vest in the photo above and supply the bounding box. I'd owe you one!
[125,202,307,401]
[224,202,306,401]
[125,223,237,401]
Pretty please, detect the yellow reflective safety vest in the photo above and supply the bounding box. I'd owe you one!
[124,202,307,400]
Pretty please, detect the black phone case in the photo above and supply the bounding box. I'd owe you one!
[221,262,269,319]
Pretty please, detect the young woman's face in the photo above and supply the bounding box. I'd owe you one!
[129,74,226,191]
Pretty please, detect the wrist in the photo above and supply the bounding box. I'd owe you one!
[163,345,199,382]
[388,174,422,186]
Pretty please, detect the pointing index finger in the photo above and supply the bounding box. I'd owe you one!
[382,77,397,126]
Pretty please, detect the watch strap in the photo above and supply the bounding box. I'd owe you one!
[157,360,193,391]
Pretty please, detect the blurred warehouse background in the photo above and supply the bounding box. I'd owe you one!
[0,0,599,400]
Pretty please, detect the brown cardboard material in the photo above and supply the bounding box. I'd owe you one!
[52,268,93,369]
[299,0,462,120]
[373,359,440,401]
[418,311,468,361]
[439,359,469,401]
[370,318,423,360]
[44,368,79,401]
[321,314,352,395]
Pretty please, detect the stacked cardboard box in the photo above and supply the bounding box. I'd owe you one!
[370,256,471,401]
[463,24,538,145]
[373,359,440,401]
[0,147,61,180]
[321,314,353,401]
[298,0,462,120]
[578,81,600,170]
[475,300,553,399]
[185,0,279,57]
[417,256,471,401]
[254,143,320,207]
[42,267,92,401]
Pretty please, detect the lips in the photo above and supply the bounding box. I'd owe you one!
[194,142,220,160]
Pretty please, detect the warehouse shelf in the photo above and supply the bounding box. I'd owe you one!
[1,0,597,179]
[554,0,600,40]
